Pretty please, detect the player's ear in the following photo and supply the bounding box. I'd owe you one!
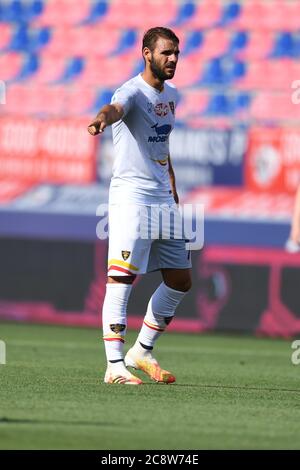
[142,47,151,64]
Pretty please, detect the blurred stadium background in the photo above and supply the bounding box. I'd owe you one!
[1,0,300,337]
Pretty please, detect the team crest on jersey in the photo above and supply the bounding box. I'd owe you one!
[147,102,153,113]
[121,250,131,260]
[155,103,169,117]
[169,101,175,115]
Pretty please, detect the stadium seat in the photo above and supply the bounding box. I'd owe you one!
[34,0,90,26]
[173,57,204,88]
[175,89,209,120]
[8,24,30,52]
[183,0,222,29]
[218,1,241,26]
[80,55,136,86]
[0,24,13,50]
[0,52,23,81]
[30,54,67,83]
[236,31,274,61]
[181,31,204,56]
[200,58,228,86]
[90,89,114,113]
[271,32,297,58]
[80,0,108,25]
[112,29,138,56]
[172,2,196,26]
[67,86,96,115]
[59,57,85,83]
[28,27,51,52]
[233,1,264,29]
[197,28,229,60]
[205,93,234,116]
[250,92,298,122]
[228,31,248,56]
[14,53,39,81]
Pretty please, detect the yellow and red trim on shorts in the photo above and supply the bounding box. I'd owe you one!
[108,259,139,276]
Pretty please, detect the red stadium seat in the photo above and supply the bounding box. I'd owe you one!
[176,89,209,120]
[236,31,274,61]
[236,60,295,91]
[172,57,204,88]
[260,1,300,31]
[66,86,95,114]
[250,92,299,122]
[68,26,120,57]
[233,1,264,29]
[184,0,222,29]
[0,52,23,81]
[34,0,90,26]
[0,24,13,50]
[30,54,67,83]
[197,29,229,61]
[80,55,136,86]
[102,0,177,28]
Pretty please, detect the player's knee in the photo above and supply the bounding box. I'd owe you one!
[166,277,192,292]
[179,278,192,292]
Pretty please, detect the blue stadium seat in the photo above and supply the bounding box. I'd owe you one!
[205,93,233,116]
[23,1,44,22]
[113,29,137,55]
[8,24,30,51]
[80,0,108,25]
[182,31,204,56]
[29,27,51,52]
[234,92,251,111]
[230,59,246,81]
[219,2,241,26]
[271,32,296,58]
[229,31,248,54]
[1,0,24,22]
[200,58,228,85]
[60,57,85,83]
[14,53,39,81]
[90,89,113,113]
[172,1,196,26]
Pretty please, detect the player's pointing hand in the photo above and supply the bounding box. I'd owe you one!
[87,115,107,136]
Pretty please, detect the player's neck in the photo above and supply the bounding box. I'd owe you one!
[141,71,164,93]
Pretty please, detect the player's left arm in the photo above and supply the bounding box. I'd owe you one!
[168,155,179,204]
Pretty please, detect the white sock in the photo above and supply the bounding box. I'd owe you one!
[102,283,132,362]
[136,282,187,349]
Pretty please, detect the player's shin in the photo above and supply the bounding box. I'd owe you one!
[137,282,187,349]
[102,283,132,362]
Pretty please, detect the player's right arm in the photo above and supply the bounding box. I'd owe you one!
[87,103,124,136]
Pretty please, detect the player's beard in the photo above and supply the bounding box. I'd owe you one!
[150,56,175,81]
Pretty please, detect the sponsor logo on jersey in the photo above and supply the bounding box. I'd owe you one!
[169,101,175,115]
[148,123,172,143]
[121,250,131,260]
[155,103,169,117]
[147,102,153,113]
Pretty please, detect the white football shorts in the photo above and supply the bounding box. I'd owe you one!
[107,202,192,276]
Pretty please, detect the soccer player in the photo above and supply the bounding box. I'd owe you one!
[286,185,300,252]
[88,27,192,385]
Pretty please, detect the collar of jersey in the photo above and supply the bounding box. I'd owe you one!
[138,73,164,94]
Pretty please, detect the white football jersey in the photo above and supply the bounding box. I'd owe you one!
[109,74,178,204]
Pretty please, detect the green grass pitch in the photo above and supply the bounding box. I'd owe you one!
[0,322,300,450]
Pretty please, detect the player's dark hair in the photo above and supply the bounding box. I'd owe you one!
[142,27,179,53]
